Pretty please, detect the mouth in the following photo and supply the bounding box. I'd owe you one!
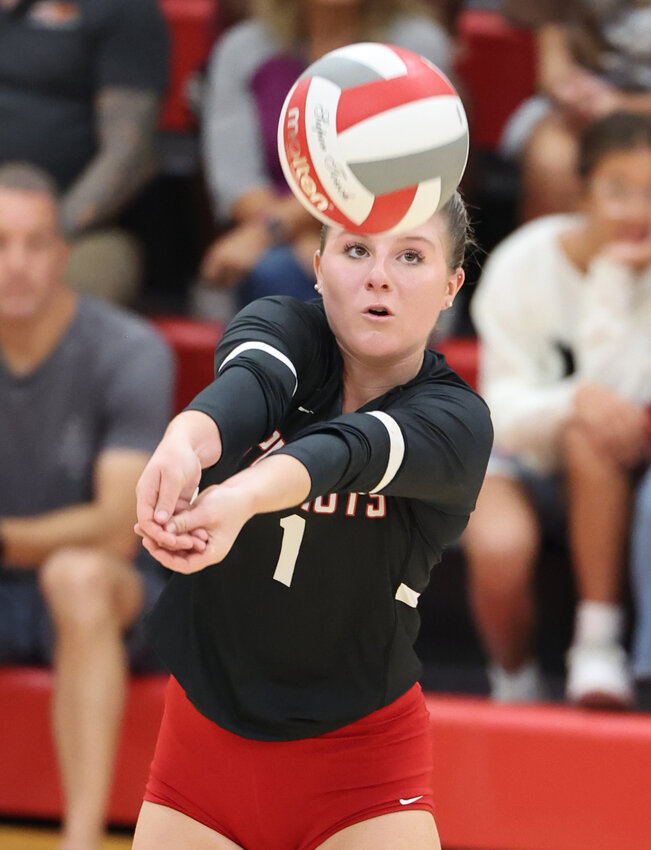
[364,305,392,318]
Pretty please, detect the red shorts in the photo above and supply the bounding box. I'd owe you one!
[144,676,435,850]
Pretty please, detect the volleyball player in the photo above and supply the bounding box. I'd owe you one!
[133,192,493,850]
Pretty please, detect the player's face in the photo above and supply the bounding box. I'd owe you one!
[0,189,69,322]
[583,146,651,245]
[315,214,463,372]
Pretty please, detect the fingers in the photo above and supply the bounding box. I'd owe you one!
[135,522,207,553]
[140,535,213,574]
[164,504,210,535]
[152,468,189,526]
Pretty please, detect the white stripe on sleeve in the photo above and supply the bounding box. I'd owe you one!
[395,583,421,608]
[365,411,405,493]
[218,342,298,396]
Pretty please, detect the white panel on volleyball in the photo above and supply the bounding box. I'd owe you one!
[338,96,466,162]
[325,42,408,79]
[306,77,376,226]
[384,178,442,234]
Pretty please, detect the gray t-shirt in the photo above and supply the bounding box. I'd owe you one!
[0,297,174,568]
[0,0,169,189]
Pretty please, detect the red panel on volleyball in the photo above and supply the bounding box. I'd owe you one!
[159,0,220,132]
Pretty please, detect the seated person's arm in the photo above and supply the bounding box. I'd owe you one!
[0,448,152,568]
[200,188,320,287]
[59,87,161,237]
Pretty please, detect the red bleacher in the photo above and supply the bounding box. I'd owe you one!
[455,9,537,150]
[2,321,651,849]
[158,0,221,133]
[3,665,651,850]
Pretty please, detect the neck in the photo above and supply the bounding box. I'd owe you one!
[341,350,424,413]
[0,287,77,376]
[561,218,602,273]
[305,3,362,60]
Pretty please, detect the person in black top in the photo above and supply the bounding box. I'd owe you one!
[0,0,169,304]
[133,192,493,850]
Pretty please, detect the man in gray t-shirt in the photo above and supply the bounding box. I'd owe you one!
[0,162,174,850]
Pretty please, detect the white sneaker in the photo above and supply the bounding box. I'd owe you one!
[566,643,634,709]
[488,661,546,703]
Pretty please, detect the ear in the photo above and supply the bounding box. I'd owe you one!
[444,267,465,307]
[313,249,323,292]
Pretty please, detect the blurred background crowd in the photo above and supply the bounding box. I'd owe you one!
[0,0,649,845]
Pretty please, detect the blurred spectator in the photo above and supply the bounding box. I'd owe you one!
[0,162,174,850]
[500,0,651,221]
[631,465,651,682]
[0,0,169,305]
[463,113,651,708]
[198,0,455,316]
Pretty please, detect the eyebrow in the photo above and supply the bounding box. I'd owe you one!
[338,231,436,248]
[394,236,436,247]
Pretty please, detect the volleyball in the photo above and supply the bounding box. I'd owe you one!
[277,42,469,234]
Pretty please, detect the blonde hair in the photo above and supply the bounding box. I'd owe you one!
[253,0,434,49]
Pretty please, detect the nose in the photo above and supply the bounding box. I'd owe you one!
[5,241,30,273]
[364,254,391,291]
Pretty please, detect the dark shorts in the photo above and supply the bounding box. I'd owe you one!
[487,450,567,545]
[0,553,166,671]
[145,677,435,850]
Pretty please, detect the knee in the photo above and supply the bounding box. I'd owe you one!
[523,116,577,179]
[39,548,117,627]
[561,422,610,479]
[464,510,539,596]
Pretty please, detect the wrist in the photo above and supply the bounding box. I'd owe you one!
[166,411,222,467]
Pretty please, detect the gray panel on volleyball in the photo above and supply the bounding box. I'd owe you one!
[299,56,384,88]
[348,134,468,202]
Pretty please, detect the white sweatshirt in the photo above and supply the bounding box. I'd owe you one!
[471,214,651,473]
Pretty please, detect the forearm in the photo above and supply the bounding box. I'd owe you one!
[618,91,651,115]
[231,189,320,238]
[0,505,136,569]
[164,410,223,468]
[224,454,311,518]
[60,88,160,236]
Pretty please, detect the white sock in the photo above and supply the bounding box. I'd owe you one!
[573,601,624,647]
[488,660,543,702]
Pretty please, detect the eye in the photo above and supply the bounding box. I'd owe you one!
[343,242,369,259]
[400,249,424,265]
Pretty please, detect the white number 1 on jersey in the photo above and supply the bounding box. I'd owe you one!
[272,514,306,587]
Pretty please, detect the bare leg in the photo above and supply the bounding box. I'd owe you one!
[563,425,634,706]
[316,810,440,850]
[464,475,541,672]
[133,801,245,850]
[519,112,581,221]
[39,548,144,850]
[563,425,631,604]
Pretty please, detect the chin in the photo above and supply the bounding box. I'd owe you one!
[0,299,41,321]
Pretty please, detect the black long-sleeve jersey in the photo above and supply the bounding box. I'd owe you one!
[147,296,493,741]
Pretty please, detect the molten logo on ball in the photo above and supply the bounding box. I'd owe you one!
[284,106,330,213]
[278,42,469,234]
